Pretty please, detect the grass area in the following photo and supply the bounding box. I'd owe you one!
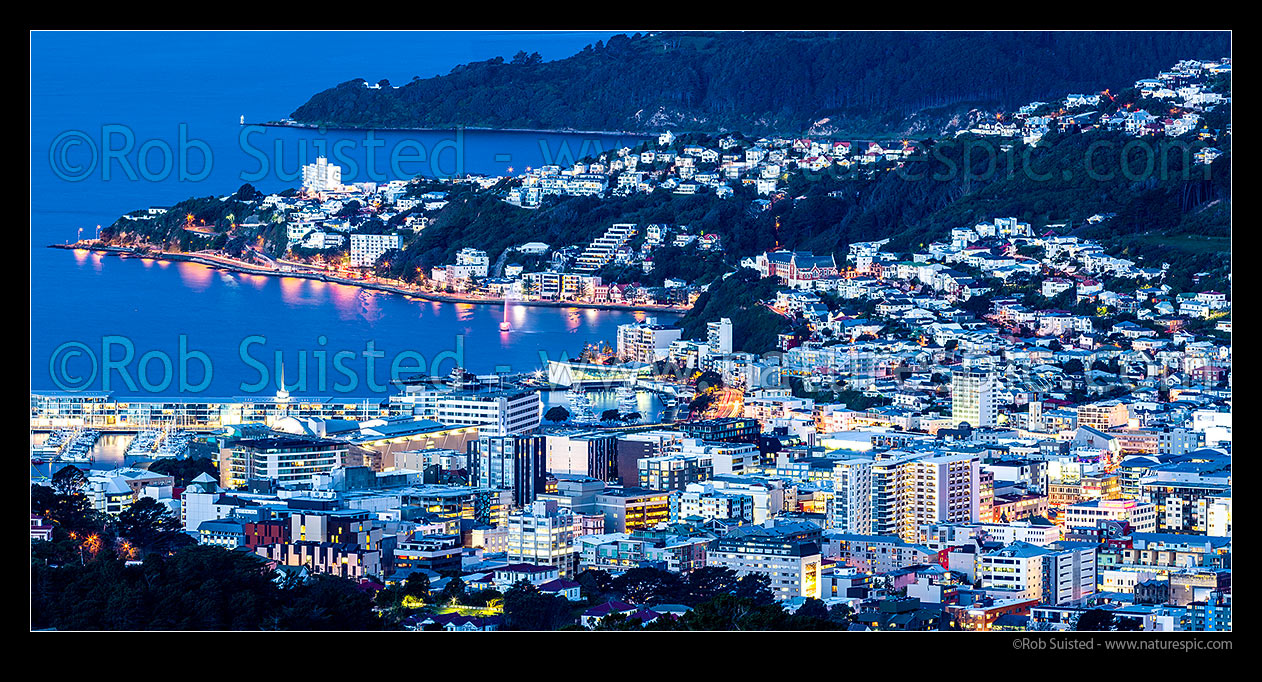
[429,605,503,617]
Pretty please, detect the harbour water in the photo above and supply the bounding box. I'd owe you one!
[31,32,669,401]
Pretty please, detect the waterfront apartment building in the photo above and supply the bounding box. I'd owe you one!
[454,248,490,277]
[349,233,402,268]
[506,500,580,576]
[431,390,542,437]
[952,368,997,428]
[302,156,342,194]
[217,437,348,489]
[616,318,683,363]
[31,391,402,430]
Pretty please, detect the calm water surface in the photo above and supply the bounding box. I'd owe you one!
[31,32,666,399]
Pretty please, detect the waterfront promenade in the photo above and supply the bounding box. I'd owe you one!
[50,243,691,314]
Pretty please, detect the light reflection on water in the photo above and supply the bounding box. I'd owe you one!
[30,432,155,473]
[33,251,681,398]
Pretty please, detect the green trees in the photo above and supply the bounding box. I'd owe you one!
[544,406,570,423]
[31,545,385,631]
[437,576,468,604]
[50,465,88,495]
[612,567,685,605]
[290,32,1229,136]
[114,497,190,555]
[501,580,575,631]
[677,268,788,354]
[576,568,615,601]
[666,594,845,631]
[145,457,217,487]
[30,483,108,540]
[1076,609,1141,631]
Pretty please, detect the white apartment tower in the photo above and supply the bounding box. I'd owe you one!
[302,156,342,194]
[616,317,683,363]
[707,317,734,355]
[349,234,402,268]
[952,368,998,428]
[827,458,873,533]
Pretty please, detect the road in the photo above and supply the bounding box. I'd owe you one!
[696,387,744,419]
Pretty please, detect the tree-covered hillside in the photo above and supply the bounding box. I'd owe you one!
[289,31,1230,136]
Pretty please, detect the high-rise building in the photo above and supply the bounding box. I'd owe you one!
[707,317,734,354]
[507,499,579,576]
[302,156,342,194]
[545,432,619,482]
[827,458,873,533]
[469,434,548,509]
[952,368,997,428]
[870,453,981,542]
[616,318,683,363]
[349,233,402,268]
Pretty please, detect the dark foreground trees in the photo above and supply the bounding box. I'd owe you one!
[31,545,383,631]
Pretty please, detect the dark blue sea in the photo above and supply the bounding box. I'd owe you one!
[30,31,673,399]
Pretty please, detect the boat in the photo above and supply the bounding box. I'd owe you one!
[126,429,163,456]
[57,451,94,464]
[566,387,600,423]
[616,385,638,410]
[569,403,598,424]
[152,429,193,459]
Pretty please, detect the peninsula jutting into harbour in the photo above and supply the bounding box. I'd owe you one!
[31,29,1230,640]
